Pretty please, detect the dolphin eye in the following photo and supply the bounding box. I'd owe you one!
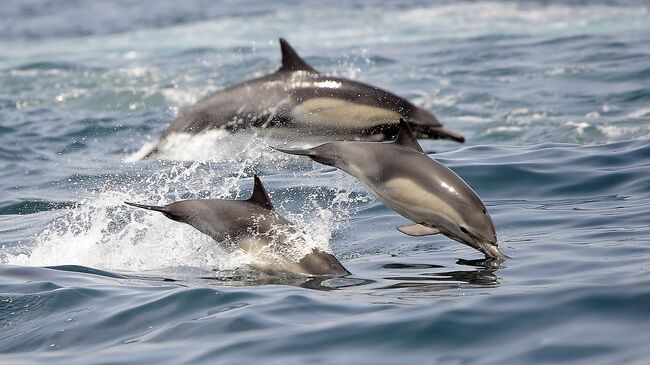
[482,209,487,214]
[460,227,469,234]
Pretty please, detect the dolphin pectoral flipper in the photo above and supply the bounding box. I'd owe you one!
[397,224,440,237]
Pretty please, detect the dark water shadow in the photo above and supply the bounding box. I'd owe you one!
[45,264,128,279]
[45,264,374,291]
[198,270,375,291]
[377,258,502,292]
[43,257,502,294]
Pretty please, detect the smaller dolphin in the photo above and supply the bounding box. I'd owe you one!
[125,176,349,276]
[274,119,504,260]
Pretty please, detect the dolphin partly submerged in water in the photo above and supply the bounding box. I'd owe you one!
[144,38,464,158]
[125,176,349,276]
[274,119,504,260]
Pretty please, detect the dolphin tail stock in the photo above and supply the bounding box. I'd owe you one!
[124,202,167,213]
[270,146,316,157]
[430,127,465,143]
[409,123,466,143]
[270,146,336,165]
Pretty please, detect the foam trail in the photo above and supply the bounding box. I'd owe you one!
[7,140,366,273]
[6,168,249,271]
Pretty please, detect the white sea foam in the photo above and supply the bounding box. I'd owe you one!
[55,88,87,103]
[161,87,204,110]
[395,2,649,38]
[486,126,523,133]
[628,108,650,118]
[414,90,462,109]
[567,121,590,134]
[505,108,555,123]
[127,130,280,163]
[455,115,491,123]
[5,177,359,272]
[7,190,238,271]
[596,124,650,140]
[546,66,589,76]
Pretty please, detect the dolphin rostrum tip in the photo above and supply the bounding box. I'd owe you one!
[483,243,509,261]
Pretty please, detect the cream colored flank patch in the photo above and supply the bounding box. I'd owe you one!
[381,177,461,226]
[292,97,400,129]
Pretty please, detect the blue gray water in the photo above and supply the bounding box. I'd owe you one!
[1,0,650,364]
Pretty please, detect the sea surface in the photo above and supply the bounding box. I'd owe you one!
[1,0,650,364]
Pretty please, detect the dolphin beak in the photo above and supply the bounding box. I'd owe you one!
[477,242,508,261]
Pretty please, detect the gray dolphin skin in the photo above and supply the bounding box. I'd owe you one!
[144,38,463,158]
[273,119,505,260]
[124,176,349,276]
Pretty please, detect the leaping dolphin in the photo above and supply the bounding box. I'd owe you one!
[273,119,504,260]
[144,38,464,158]
[125,176,350,276]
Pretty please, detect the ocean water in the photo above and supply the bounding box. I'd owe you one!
[1,0,650,363]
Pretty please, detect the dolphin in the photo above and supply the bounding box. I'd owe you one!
[144,38,464,158]
[124,175,349,276]
[273,119,504,260]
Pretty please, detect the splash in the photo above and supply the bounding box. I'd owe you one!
[127,130,282,163]
[7,136,367,273]
[6,160,246,271]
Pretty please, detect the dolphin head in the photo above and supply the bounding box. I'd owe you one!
[386,119,502,259]
[297,249,351,276]
[442,203,504,260]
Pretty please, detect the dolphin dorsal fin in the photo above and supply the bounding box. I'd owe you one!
[248,175,274,210]
[278,38,317,73]
[394,118,424,153]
